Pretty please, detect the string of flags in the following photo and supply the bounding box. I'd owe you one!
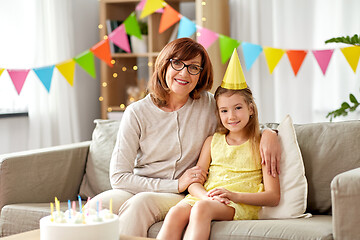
[1,0,359,96]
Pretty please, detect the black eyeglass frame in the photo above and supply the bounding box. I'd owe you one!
[169,59,203,75]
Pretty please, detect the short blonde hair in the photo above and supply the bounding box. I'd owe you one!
[148,38,213,107]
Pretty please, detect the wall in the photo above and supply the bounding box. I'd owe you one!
[0,0,100,154]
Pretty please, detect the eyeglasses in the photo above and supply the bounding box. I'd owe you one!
[169,59,203,75]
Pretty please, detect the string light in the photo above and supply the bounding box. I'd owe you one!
[107,107,112,112]
[133,65,138,71]
[99,96,103,102]
[122,67,127,71]
[102,82,107,87]
[113,73,118,78]
[120,104,126,109]
[202,17,206,22]
[103,35,108,40]
[197,32,201,37]
[98,24,103,29]
[202,1,206,6]
[111,59,116,65]
[148,62,153,67]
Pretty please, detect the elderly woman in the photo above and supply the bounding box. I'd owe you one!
[89,38,281,237]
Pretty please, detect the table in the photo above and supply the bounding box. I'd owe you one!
[1,229,154,240]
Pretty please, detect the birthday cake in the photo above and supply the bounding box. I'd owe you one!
[40,198,119,240]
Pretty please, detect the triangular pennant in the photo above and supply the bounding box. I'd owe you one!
[140,0,166,19]
[124,12,142,40]
[33,65,55,92]
[177,16,196,39]
[242,42,263,71]
[136,0,164,13]
[90,39,113,67]
[7,69,30,95]
[219,34,241,64]
[159,4,181,33]
[312,49,334,75]
[0,68,4,77]
[197,27,218,49]
[221,49,247,90]
[56,59,76,86]
[263,47,286,74]
[109,24,131,53]
[74,50,96,78]
[340,46,360,73]
[286,50,308,76]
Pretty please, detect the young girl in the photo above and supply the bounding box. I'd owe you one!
[157,85,280,240]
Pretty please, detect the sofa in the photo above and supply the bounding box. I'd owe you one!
[1,118,359,239]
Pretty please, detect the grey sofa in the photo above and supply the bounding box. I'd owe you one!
[1,119,359,239]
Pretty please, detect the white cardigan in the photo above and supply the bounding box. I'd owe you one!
[110,91,217,194]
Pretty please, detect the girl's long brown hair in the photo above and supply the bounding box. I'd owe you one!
[214,86,261,158]
[147,38,213,107]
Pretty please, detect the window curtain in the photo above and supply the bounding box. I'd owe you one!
[229,0,360,123]
[0,0,80,149]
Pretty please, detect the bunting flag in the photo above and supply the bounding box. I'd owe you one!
[197,27,218,49]
[90,39,113,67]
[219,34,241,64]
[109,24,131,53]
[33,65,55,92]
[159,4,181,33]
[242,42,263,71]
[124,12,142,40]
[312,49,334,75]
[177,16,196,39]
[286,50,308,76]
[74,50,96,78]
[56,59,76,86]
[7,69,30,95]
[2,0,360,98]
[136,0,164,13]
[140,0,166,19]
[263,47,286,74]
[340,46,360,73]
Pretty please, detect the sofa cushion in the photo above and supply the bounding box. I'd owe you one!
[79,120,120,198]
[294,120,360,214]
[0,202,68,237]
[259,115,308,219]
[148,215,333,240]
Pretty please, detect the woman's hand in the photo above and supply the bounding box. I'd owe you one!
[178,166,208,193]
[260,129,282,177]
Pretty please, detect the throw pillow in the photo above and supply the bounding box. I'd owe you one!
[79,119,120,198]
[259,115,310,219]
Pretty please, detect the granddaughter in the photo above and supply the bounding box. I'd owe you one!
[157,50,280,240]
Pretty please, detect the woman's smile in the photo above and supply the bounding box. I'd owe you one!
[174,78,190,85]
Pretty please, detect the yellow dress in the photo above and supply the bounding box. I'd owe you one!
[182,133,264,220]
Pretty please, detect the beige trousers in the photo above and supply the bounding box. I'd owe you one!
[87,189,184,237]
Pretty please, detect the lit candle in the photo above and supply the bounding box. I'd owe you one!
[55,197,60,213]
[78,196,82,214]
[50,202,54,222]
[72,201,76,215]
[68,200,71,219]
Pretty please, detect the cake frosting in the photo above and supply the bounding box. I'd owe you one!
[40,209,119,240]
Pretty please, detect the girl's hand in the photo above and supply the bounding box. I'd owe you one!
[207,188,234,201]
[210,195,231,205]
[178,166,207,193]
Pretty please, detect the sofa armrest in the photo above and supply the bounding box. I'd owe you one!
[331,167,360,240]
[0,141,91,211]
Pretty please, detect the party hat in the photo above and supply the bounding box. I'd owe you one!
[221,49,247,90]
